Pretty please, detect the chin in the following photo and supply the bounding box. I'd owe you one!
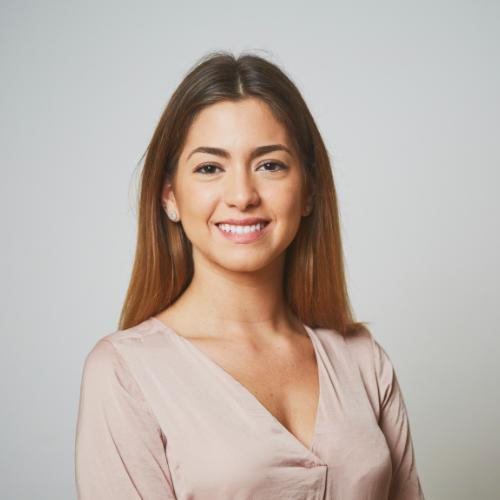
[213,254,276,274]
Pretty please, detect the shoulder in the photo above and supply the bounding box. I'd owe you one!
[314,324,383,365]
[80,318,173,413]
[345,326,392,372]
[84,317,172,365]
[313,325,397,413]
[81,317,172,390]
[318,324,394,372]
[348,327,397,395]
[80,336,135,400]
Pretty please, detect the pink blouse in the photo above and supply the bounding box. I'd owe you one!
[75,316,425,499]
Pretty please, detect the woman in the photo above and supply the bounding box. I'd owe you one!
[75,51,425,499]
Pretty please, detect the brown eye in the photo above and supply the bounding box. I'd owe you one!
[258,161,288,172]
[194,164,222,175]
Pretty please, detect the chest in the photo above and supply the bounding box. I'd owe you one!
[186,334,321,450]
[119,321,395,499]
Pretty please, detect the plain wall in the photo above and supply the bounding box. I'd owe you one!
[1,1,499,498]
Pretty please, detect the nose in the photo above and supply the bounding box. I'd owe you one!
[223,165,260,211]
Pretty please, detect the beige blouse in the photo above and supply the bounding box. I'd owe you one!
[75,316,425,499]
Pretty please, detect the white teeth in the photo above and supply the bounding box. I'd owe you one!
[217,223,266,234]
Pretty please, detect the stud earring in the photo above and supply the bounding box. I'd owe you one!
[162,203,179,222]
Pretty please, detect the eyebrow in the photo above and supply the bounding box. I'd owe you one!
[186,144,293,161]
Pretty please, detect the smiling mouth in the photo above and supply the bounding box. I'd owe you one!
[215,221,270,234]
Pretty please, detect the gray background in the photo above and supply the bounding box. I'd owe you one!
[1,1,499,498]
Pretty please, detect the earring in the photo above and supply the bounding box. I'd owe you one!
[163,203,178,222]
[303,204,313,216]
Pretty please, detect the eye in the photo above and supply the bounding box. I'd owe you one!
[193,160,288,175]
[194,163,222,175]
[257,161,288,172]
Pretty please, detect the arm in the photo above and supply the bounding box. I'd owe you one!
[372,337,426,500]
[75,338,177,499]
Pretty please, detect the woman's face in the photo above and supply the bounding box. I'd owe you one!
[163,97,311,273]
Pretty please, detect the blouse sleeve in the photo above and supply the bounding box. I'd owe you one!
[372,336,426,500]
[75,338,177,499]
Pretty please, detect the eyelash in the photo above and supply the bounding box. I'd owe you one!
[194,161,288,175]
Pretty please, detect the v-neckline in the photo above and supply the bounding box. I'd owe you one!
[149,316,324,460]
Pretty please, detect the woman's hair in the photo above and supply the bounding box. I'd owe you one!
[118,50,369,336]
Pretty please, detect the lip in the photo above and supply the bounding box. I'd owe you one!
[214,217,270,225]
[214,220,270,244]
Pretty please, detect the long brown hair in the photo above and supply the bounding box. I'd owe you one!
[118,50,369,336]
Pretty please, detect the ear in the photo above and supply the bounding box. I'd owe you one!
[301,186,314,217]
[161,181,177,211]
[299,164,314,216]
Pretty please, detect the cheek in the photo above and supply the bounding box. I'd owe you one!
[268,193,303,245]
[180,185,218,221]
[270,187,303,218]
[265,171,304,211]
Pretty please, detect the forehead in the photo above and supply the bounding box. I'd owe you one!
[180,98,293,158]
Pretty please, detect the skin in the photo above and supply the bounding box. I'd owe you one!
[155,96,318,448]
[159,96,313,343]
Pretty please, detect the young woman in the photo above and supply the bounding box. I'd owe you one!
[75,51,425,499]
